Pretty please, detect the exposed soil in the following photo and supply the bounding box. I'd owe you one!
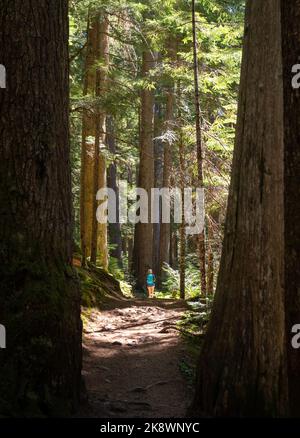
[79,297,195,418]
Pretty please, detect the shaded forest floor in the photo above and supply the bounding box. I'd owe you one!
[78,296,196,418]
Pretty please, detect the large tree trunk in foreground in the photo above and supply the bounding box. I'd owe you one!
[190,0,288,416]
[0,1,82,416]
[133,51,155,290]
[282,0,300,416]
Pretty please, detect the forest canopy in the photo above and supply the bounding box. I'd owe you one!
[69,0,245,297]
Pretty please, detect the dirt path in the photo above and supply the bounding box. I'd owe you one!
[79,298,195,418]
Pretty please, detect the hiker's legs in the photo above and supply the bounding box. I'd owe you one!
[149,286,154,298]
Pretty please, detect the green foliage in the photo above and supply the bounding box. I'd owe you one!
[179,358,196,386]
[161,261,207,299]
[119,280,133,298]
[108,255,124,280]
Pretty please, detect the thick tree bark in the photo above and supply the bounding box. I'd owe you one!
[192,0,207,297]
[133,51,155,290]
[281,0,300,416]
[0,0,82,415]
[190,0,288,416]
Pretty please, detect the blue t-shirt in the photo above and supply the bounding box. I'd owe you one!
[147,273,155,286]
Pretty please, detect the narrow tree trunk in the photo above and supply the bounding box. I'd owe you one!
[190,0,288,416]
[80,15,98,262]
[128,237,133,274]
[174,232,178,268]
[207,220,214,296]
[90,14,109,268]
[153,100,164,276]
[90,16,101,265]
[281,0,300,416]
[179,212,186,300]
[80,15,90,268]
[169,224,173,268]
[96,148,108,268]
[158,39,176,287]
[171,230,178,269]
[178,85,185,300]
[133,51,155,290]
[192,0,207,297]
[0,0,82,415]
[107,116,123,267]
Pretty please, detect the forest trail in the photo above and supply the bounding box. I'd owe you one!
[79,297,194,418]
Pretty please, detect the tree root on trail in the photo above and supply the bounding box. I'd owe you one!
[158,324,204,337]
[88,315,180,333]
[131,379,182,393]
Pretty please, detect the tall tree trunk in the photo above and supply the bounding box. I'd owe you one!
[80,15,98,263]
[80,16,89,268]
[90,16,101,265]
[178,85,185,300]
[281,0,300,416]
[179,203,186,300]
[128,237,133,274]
[170,228,178,269]
[153,100,164,276]
[133,51,155,290]
[107,116,123,267]
[192,0,207,297]
[0,0,82,415]
[158,38,176,287]
[169,224,173,268]
[90,15,109,268]
[190,0,288,416]
[207,220,214,296]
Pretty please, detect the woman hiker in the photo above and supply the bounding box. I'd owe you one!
[146,268,156,298]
